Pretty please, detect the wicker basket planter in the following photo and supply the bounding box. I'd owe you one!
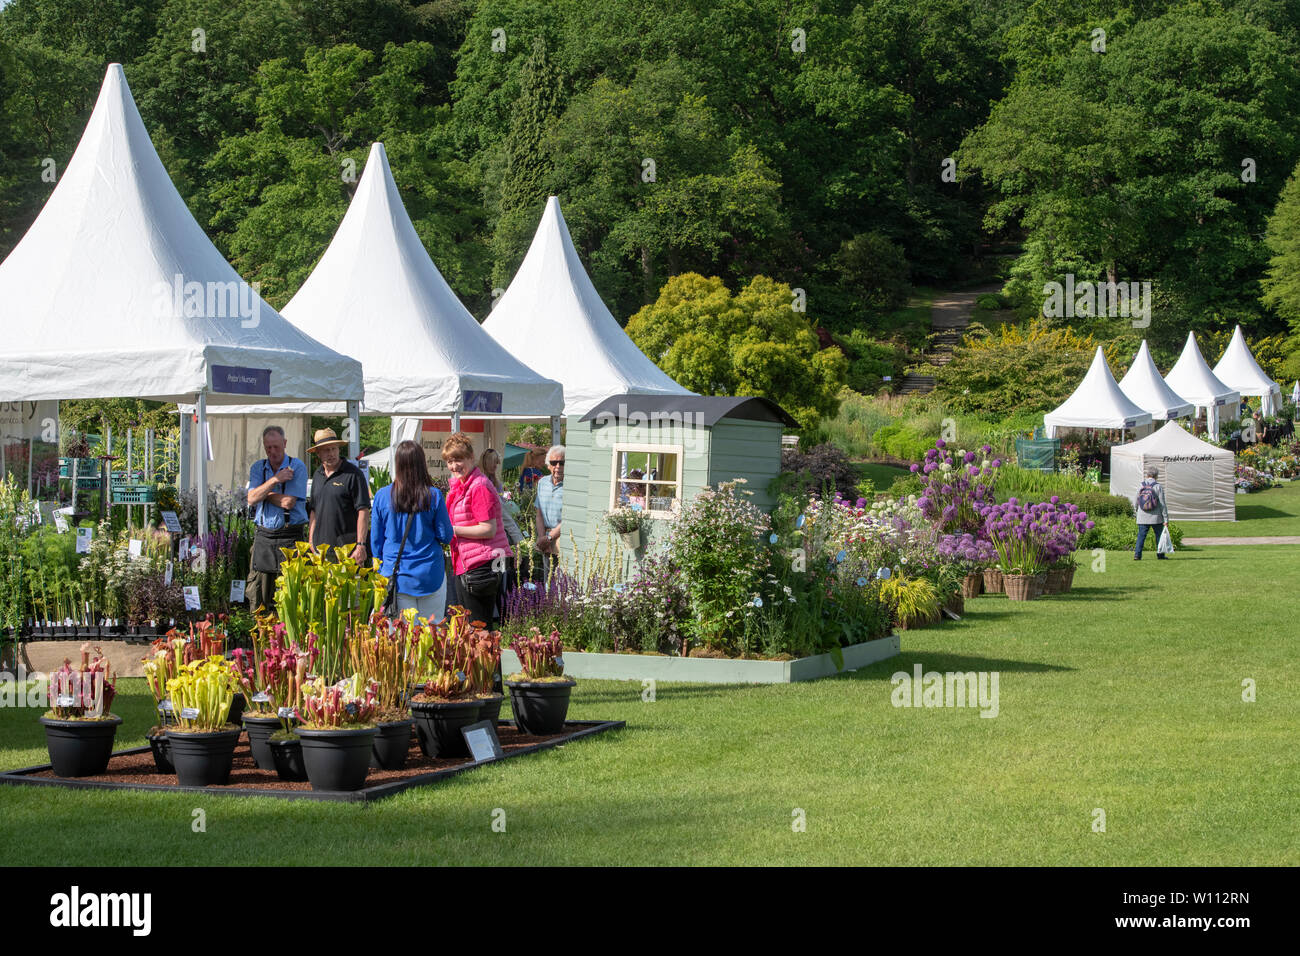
[1031,572,1048,598]
[960,572,984,599]
[982,567,1004,594]
[1045,568,1068,594]
[1003,573,1037,601]
[1060,566,1076,592]
[944,592,965,616]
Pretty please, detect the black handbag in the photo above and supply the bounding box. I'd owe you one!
[382,513,413,618]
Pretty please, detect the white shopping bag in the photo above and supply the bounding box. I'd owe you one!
[1156,527,1175,555]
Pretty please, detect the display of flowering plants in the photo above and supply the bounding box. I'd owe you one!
[298,675,380,729]
[167,656,239,732]
[508,627,569,683]
[1235,463,1277,492]
[980,498,1093,573]
[349,611,420,720]
[232,615,313,717]
[413,606,475,701]
[47,644,116,719]
[911,440,1002,535]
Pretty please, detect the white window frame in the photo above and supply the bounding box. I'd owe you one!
[610,443,684,518]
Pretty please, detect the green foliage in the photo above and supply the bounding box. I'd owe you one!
[837,331,910,395]
[626,273,847,428]
[932,321,1124,419]
[1078,516,1185,551]
[992,466,1133,518]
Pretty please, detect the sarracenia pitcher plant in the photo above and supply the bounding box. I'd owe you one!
[349,611,419,719]
[275,543,388,682]
[167,657,239,732]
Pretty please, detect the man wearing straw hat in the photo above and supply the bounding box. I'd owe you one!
[306,427,371,564]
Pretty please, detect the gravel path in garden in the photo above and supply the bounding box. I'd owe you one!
[1182,536,1300,545]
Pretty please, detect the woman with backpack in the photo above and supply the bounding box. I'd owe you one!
[1133,465,1170,561]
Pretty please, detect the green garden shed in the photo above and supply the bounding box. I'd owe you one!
[560,393,798,571]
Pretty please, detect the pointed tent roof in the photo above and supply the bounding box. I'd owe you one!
[1044,347,1152,436]
[273,142,562,417]
[483,196,692,417]
[1164,332,1239,408]
[0,64,362,405]
[1212,325,1281,403]
[1118,340,1195,420]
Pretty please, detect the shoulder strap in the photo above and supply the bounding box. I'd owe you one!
[391,508,413,578]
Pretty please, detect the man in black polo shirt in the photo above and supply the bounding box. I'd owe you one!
[306,428,371,564]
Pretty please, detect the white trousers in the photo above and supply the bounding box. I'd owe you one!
[396,579,447,624]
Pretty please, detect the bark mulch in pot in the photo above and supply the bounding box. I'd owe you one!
[0,720,625,803]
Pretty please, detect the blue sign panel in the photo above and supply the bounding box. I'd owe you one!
[463,390,503,413]
[212,365,272,395]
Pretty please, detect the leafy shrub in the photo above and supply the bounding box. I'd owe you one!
[932,321,1125,419]
[886,472,924,498]
[992,465,1133,517]
[975,293,1002,310]
[837,330,910,394]
[1077,517,1184,551]
[778,443,860,499]
[830,231,912,314]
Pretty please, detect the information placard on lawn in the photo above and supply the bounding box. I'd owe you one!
[461,720,504,762]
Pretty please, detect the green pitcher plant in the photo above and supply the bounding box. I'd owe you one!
[274,543,388,683]
[166,656,239,732]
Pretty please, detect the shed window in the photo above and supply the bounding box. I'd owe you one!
[610,444,683,517]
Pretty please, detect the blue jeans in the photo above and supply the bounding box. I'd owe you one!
[1135,522,1165,558]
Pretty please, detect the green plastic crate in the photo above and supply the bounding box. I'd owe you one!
[111,484,156,504]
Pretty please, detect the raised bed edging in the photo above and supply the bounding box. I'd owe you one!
[0,720,625,803]
[501,635,901,685]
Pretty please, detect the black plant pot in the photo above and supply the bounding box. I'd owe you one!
[228,693,247,727]
[168,727,241,786]
[506,680,576,736]
[477,694,504,727]
[242,715,283,770]
[268,737,308,782]
[297,727,377,792]
[40,715,122,777]
[148,731,173,774]
[409,698,482,758]
[370,718,415,771]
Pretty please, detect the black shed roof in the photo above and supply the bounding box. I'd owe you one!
[579,392,799,428]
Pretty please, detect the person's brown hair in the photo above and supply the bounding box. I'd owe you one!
[480,448,502,491]
[440,432,475,462]
[392,440,433,513]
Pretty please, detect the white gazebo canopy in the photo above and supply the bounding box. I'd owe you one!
[1164,332,1240,435]
[1213,325,1282,416]
[1044,347,1152,438]
[0,64,363,535]
[1110,421,1235,521]
[1118,340,1195,421]
[483,196,693,417]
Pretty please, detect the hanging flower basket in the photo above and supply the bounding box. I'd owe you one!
[620,529,642,551]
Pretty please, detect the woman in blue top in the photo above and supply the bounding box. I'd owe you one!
[369,440,455,622]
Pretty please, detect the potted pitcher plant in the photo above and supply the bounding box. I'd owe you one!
[349,611,419,771]
[41,645,119,777]
[505,628,576,735]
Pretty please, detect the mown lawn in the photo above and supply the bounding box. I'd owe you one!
[1,544,1295,865]
[1178,478,1300,537]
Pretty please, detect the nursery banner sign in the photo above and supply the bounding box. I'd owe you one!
[212,366,271,396]
[0,400,57,440]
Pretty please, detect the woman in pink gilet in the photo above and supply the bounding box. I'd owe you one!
[442,432,512,627]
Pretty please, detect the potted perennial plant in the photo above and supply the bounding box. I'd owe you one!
[605,506,647,551]
[409,607,482,757]
[505,627,575,735]
[166,656,242,786]
[240,618,311,771]
[349,611,419,771]
[141,635,185,773]
[294,676,380,792]
[41,645,119,777]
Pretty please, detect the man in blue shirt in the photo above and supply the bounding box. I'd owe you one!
[533,444,564,580]
[245,425,308,611]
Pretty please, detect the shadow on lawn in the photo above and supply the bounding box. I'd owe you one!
[840,651,1073,680]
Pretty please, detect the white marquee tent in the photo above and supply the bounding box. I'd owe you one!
[1118,341,1195,421]
[209,142,564,484]
[1164,332,1239,436]
[482,196,693,417]
[1044,347,1152,438]
[1109,421,1235,521]
[1212,325,1282,417]
[0,64,363,535]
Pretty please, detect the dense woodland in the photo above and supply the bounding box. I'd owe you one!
[6,0,1300,430]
